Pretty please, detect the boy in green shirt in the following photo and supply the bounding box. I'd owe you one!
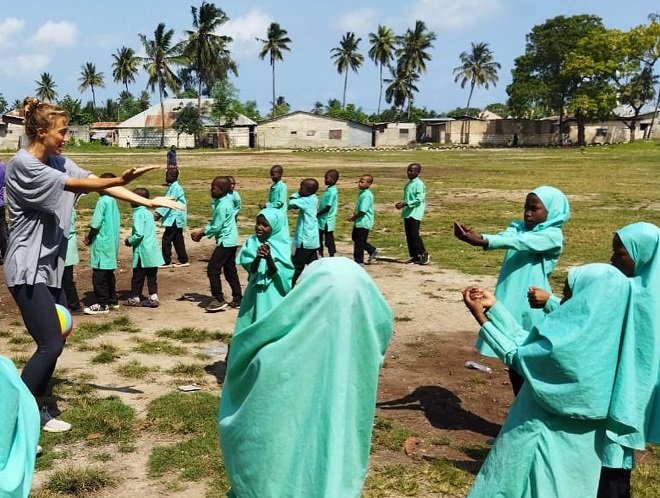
[348,175,378,266]
[317,169,339,257]
[125,188,165,308]
[155,168,189,267]
[191,176,243,312]
[395,163,429,265]
[289,178,319,285]
[83,173,120,315]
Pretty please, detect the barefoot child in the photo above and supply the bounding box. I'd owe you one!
[349,175,378,266]
[289,178,320,285]
[235,207,294,334]
[454,186,570,395]
[124,188,165,308]
[317,169,339,257]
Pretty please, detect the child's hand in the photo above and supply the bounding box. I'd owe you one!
[454,221,483,246]
[154,212,162,221]
[124,238,130,247]
[395,201,405,210]
[256,243,270,258]
[190,229,204,242]
[528,287,551,308]
[258,202,266,209]
[347,214,355,222]
[83,236,90,246]
[462,286,493,325]
[453,220,470,239]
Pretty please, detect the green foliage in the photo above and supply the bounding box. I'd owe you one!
[64,396,137,445]
[45,467,115,496]
[116,359,155,379]
[173,103,203,136]
[0,93,7,114]
[156,326,215,343]
[371,416,417,452]
[445,107,482,118]
[210,80,241,126]
[326,103,369,123]
[257,22,292,115]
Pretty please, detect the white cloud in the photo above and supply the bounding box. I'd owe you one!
[337,8,379,35]
[0,18,26,46]
[223,8,273,58]
[0,53,51,79]
[30,20,78,48]
[408,0,502,31]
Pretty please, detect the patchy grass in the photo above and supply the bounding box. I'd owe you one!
[91,343,121,364]
[116,359,156,379]
[156,327,216,343]
[132,338,188,356]
[68,315,139,346]
[43,466,116,497]
[371,416,417,453]
[166,362,206,377]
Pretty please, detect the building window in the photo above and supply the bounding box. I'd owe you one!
[290,130,297,135]
[399,128,409,135]
[329,129,342,140]
[595,128,607,137]
[306,130,316,136]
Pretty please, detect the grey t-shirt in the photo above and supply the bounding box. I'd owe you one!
[4,149,90,288]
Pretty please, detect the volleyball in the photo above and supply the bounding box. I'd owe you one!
[55,304,73,339]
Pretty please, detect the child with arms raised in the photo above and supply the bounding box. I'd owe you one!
[289,178,320,285]
[124,188,165,308]
[454,186,570,395]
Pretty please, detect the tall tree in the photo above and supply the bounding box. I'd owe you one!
[384,64,419,117]
[78,62,105,110]
[368,25,397,115]
[331,32,364,110]
[257,23,292,116]
[111,47,140,94]
[139,22,187,147]
[35,72,58,102]
[507,15,605,144]
[453,42,501,115]
[395,20,436,117]
[184,1,237,115]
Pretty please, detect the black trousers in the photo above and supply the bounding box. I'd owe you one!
[92,268,117,305]
[597,467,631,498]
[62,265,82,311]
[10,283,65,397]
[318,228,336,256]
[292,246,318,285]
[208,245,242,303]
[162,222,188,265]
[404,217,426,259]
[130,259,159,297]
[352,227,376,264]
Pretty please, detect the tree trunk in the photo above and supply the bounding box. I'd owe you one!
[576,114,586,146]
[377,64,383,116]
[159,80,166,148]
[271,60,276,116]
[342,71,348,110]
[465,81,475,116]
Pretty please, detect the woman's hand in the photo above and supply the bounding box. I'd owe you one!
[120,165,161,184]
[150,196,184,211]
[527,287,550,308]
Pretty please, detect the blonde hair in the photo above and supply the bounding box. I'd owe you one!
[23,97,68,141]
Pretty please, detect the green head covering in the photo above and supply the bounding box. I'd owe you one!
[531,185,570,232]
[613,222,660,445]
[517,263,635,435]
[0,356,40,498]
[219,257,393,497]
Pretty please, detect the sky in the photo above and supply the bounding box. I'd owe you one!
[1,0,659,117]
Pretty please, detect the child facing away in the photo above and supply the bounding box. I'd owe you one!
[395,162,429,265]
[191,176,243,312]
[228,175,241,220]
[258,164,288,224]
[234,207,294,334]
[454,185,570,395]
[348,175,378,266]
[154,168,189,268]
[124,188,165,308]
[62,203,82,313]
[83,173,121,315]
[289,178,320,285]
[317,169,339,257]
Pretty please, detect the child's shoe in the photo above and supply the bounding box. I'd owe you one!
[368,248,379,263]
[228,300,241,309]
[124,297,142,307]
[173,262,190,268]
[142,297,160,308]
[205,299,228,312]
[419,253,431,265]
[83,303,109,315]
[40,406,71,433]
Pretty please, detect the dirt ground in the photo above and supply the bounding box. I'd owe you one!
[0,224,513,497]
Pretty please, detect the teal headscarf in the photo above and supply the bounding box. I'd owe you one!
[235,208,294,335]
[516,263,635,434]
[0,356,40,498]
[531,185,571,232]
[219,257,393,498]
[612,222,660,446]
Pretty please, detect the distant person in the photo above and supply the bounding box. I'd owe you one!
[454,186,570,396]
[166,144,177,169]
[395,163,429,265]
[289,178,319,285]
[191,176,242,312]
[0,156,7,264]
[154,168,189,268]
[259,164,288,227]
[219,258,393,497]
[317,169,339,257]
[83,173,121,315]
[124,188,165,308]
[62,204,83,313]
[349,174,378,266]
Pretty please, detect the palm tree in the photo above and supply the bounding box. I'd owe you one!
[35,72,58,102]
[111,47,140,94]
[139,22,187,147]
[368,25,397,115]
[311,101,324,114]
[453,42,501,115]
[78,62,105,109]
[384,65,419,117]
[257,23,292,116]
[396,21,436,77]
[184,1,237,113]
[331,32,364,110]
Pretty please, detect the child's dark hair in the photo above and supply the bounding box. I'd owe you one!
[166,168,179,180]
[302,178,319,194]
[326,169,339,181]
[100,172,116,179]
[271,164,283,174]
[133,187,149,199]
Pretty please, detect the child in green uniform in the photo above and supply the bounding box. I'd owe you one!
[155,168,188,267]
[396,162,429,265]
[259,165,288,225]
[83,173,121,315]
[191,176,243,312]
[62,205,82,313]
[289,178,319,285]
[349,175,377,266]
[228,175,241,220]
[124,188,165,308]
[317,169,339,257]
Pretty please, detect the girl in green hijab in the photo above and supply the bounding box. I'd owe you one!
[463,263,636,497]
[219,258,393,497]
